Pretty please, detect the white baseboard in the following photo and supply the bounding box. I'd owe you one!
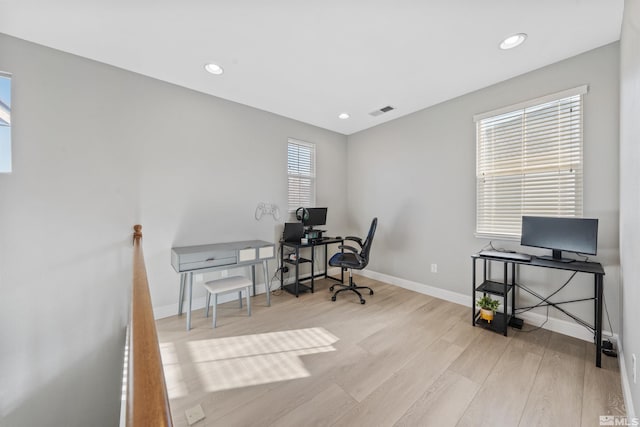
[357,269,471,307]
[357,269,617,344]
[617,339,637,420]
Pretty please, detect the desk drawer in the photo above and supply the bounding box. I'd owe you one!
[259,245,274,259]
[180,256,237,271]
[239,248,256,262]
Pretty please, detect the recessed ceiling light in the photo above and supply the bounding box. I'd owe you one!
[338,113,350,120]
[204,63,224,75]
[499,33,527,50]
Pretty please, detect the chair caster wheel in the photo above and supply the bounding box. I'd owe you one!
[329,286,334,292]
[369,290,374,295]
[360,299,366,304]
[331,296,336,301]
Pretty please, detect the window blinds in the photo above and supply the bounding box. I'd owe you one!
[287,138,316,212]
[475,86,587,239]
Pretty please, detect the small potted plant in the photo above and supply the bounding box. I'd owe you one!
[476,295,500,323]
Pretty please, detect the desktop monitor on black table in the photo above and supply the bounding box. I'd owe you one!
[520,215,598,262]
[304,207,327,229]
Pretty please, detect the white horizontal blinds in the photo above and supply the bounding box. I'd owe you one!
[287,138,316,212]
[476,90,584,238]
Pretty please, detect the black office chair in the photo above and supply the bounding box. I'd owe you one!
[328,217,377,304]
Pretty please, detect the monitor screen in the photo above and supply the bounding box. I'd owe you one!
[520,216,598,262]
[304,207,327,228]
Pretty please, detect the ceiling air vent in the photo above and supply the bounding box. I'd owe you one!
[369,105,395,117]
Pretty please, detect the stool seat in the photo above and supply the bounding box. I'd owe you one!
[204,276,252,294]
[204,275,252,328]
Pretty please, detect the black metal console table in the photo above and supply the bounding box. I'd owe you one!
[280,237,344,296]
[471,253,605,367]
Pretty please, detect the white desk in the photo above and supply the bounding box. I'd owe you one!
[171,240,275,330]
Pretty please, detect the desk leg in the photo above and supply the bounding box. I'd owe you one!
[178,273,186,315]
[295,247,300,297]
[252,264,256,296]
[186,272,193,331]
[511,262,516,319]
[280,243,284,290]
[503,262,508,336]
[340,243,344,283]
[263,260,270,306]
[310,246,315,293]
[596,273,603,368]
[324,244,328,279]
[472,258,476,326]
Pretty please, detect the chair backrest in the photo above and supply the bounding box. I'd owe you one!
[359,217,378,263]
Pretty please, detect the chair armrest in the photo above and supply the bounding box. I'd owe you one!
[338,245,360,253]
[344,236,363,247]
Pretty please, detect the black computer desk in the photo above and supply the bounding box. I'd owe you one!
[280,237,344,296]
[472,253,605,367]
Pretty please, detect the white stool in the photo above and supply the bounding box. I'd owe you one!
[204,276,252,328]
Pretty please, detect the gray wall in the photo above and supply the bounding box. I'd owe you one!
[0,33,348,426]
[137,64,349,316]
[619,0,640,417]
[347,43,620,334]
[0,34,136,427]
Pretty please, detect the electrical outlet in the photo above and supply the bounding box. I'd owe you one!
[221,270,228,278]
[430,264,437,273]
[633,353,637,384]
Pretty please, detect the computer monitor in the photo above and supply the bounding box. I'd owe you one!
[520,216,598,262]
[304,207,327,229]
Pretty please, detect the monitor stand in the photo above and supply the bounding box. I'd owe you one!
[538,250,576,263]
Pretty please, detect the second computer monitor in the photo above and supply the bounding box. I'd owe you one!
[304,207,327,228]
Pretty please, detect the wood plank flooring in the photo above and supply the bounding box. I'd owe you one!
[155,276,625,427]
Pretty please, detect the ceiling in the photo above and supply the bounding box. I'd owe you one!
[0,1,625,135]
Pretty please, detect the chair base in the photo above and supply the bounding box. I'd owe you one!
[329,273,373,304]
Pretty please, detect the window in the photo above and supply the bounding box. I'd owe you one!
[287,138,316,212]
[475,85,587,239]
[0,72,11,173]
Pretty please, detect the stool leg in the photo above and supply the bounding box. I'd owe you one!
[246,287,251,316]
[213,294,218,328]
[238,290,243,309]
[205,292,210,318]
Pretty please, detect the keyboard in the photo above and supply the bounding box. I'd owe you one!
[479,250,532,262]
[311,237,330,242]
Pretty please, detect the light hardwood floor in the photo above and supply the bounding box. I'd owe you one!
[156,276,625,427]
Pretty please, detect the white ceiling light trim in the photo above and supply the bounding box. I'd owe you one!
[204,63,224,75]
[338,113,350,120]
[499,33,527,50]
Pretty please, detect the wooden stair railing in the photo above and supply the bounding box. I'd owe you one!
[127,225,173,426]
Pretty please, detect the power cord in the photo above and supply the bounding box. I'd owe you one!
[515,271,578,315]
[478,241,516,253]
[270,244,289,296]
[513,271,599,337]
[516,305,549,333]
[270,266,285,296]
[602,293,617,357]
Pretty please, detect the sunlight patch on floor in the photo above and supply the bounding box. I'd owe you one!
[162,327,338,398]
[160,342,189,399]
